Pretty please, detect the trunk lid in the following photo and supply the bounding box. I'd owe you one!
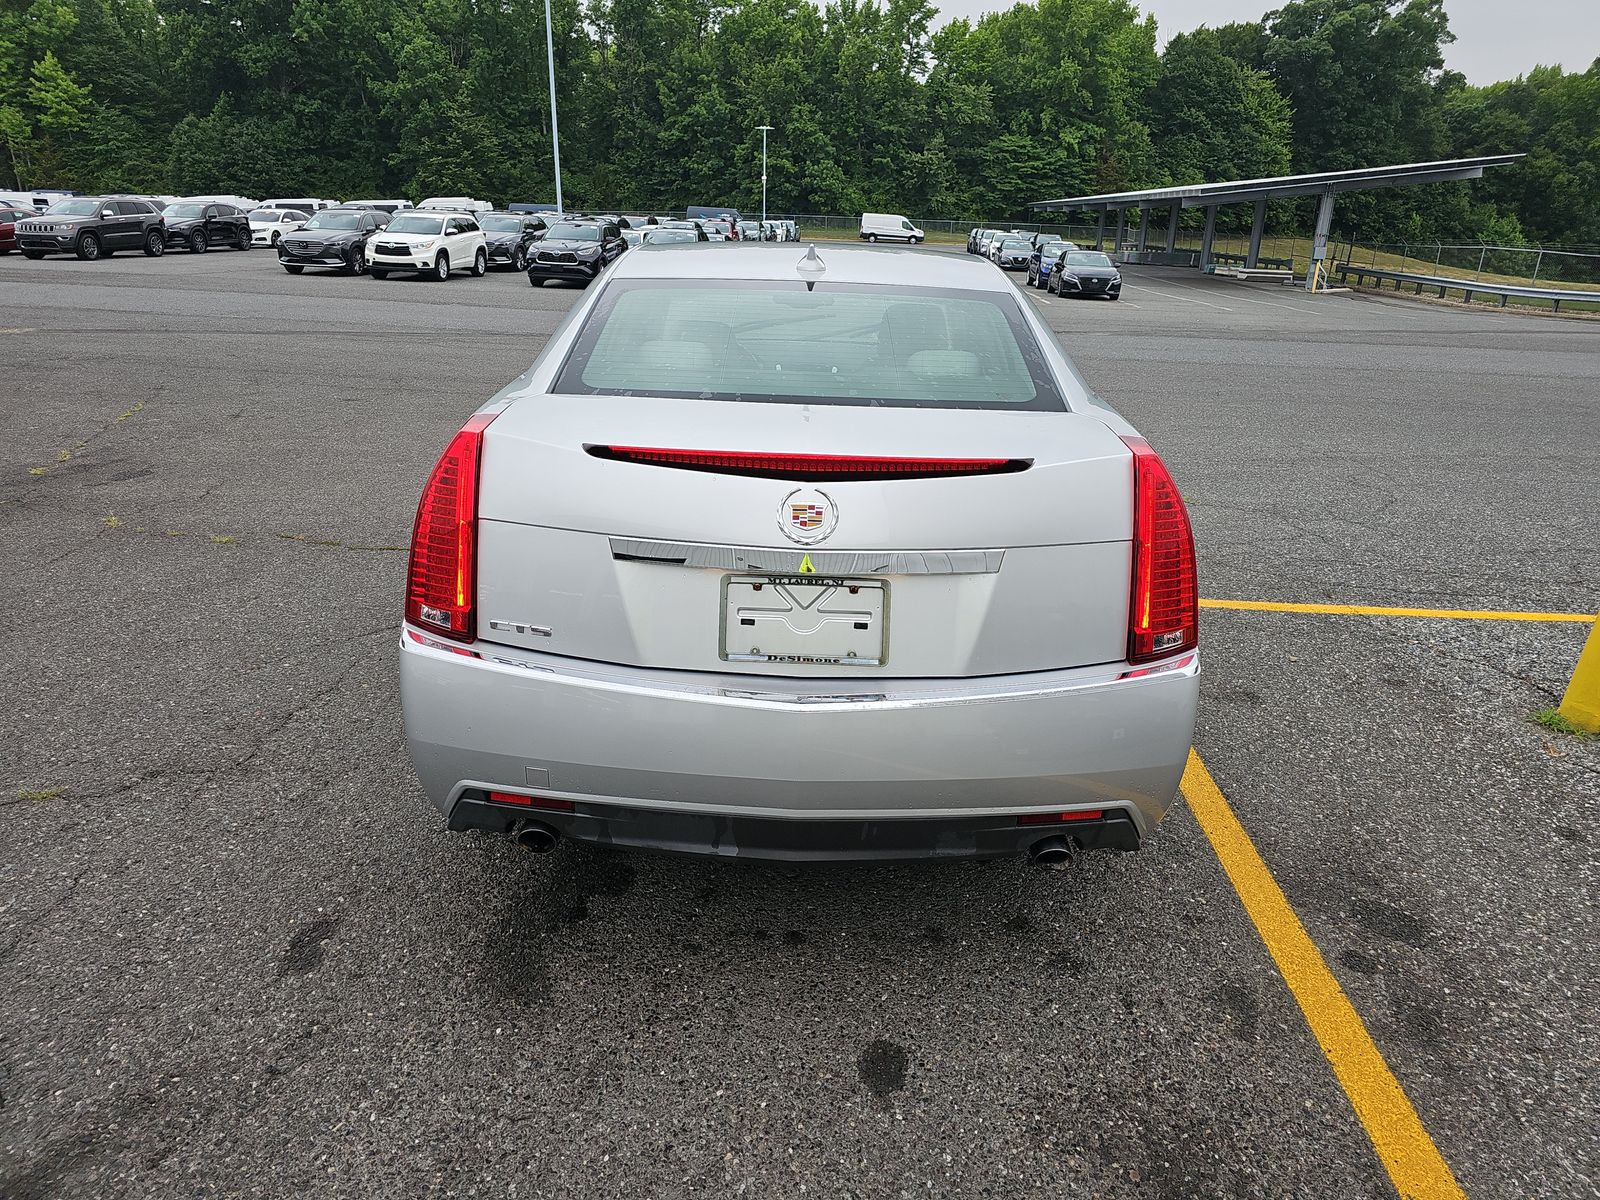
[475,394,1133,677]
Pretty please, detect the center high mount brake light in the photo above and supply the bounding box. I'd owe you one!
[587,445,1031,481]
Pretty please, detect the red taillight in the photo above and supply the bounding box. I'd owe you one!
[1120,435,1198,664]
[488,791,575,812]
[588,445,1028,480]
[1018,809,1106,826]
[405,411,499,642]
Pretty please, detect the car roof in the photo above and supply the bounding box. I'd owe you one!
[609,244,1013,290]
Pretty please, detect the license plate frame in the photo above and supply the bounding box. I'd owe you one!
[719,574,889,667]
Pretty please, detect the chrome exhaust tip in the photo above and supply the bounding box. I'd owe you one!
[1028,835,1073,867]
[510,820,560,854]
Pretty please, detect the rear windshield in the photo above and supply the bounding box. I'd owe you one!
[555,280,1064,411]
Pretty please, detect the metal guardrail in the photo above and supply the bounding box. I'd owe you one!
[1336,264,1600,312]
[1211,251,1295,272]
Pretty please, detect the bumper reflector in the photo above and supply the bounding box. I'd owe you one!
[488,791,575,813]
[1018,809,1106,826]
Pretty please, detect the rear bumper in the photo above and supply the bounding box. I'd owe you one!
[400,632,1199,860]
[451,792,1143,861]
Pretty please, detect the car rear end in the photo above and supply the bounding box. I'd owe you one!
[400,248,1198,862]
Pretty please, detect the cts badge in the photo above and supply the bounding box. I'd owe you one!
[778,487,838,545]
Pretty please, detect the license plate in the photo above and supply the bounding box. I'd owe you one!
[720,575,887,666]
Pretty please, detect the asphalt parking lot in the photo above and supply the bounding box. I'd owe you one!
[2,244,1596,1199]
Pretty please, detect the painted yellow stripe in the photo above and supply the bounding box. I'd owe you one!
[1201,597,1593,623]
[1183,750,1465,1200]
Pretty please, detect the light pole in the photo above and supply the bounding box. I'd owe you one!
[756,125,773,233]
[544,0,563,213]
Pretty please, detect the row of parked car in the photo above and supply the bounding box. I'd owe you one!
[0,192,795,286]
[968,227,1123,299]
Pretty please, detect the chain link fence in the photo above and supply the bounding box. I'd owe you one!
[1337,241,1600,291]
[649,210,1600,296]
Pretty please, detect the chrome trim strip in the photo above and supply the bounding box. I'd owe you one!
[609,538,1004,576]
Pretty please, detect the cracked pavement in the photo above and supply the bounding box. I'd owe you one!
[1,251,1596,1198]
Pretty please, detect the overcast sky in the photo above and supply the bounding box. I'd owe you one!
[932,0,1596,84]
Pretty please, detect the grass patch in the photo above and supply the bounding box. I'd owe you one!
[103,513,122,529]
[18,788,65,802]
[209,534,235,544]
[1531,708,1594,739]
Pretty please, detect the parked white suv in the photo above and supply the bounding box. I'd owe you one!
[368,211,487,280]
[859,212,924,243]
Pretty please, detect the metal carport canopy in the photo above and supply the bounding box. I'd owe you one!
[1029,155,1525,212]
[1031,155,1524,292]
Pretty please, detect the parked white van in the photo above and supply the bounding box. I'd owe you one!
[418,196,492,213]
[859,212,924,244]
[259,197,338,212]
[2,190,76,212]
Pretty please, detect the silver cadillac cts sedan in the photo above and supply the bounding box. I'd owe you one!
[400,244,1199,863]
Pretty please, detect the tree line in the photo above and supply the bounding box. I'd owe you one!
[1,0,1595,245]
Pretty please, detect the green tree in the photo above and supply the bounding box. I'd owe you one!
[1151,27,1292,188]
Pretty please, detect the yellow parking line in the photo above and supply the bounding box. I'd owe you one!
[1200,597,1593,623]
[1183,750,1465,1199]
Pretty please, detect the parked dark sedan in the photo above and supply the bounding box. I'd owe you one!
[478,212,547,271]
[277,207,388,275]
[1025,239,1070,288]
[161,201,252,252]
[527,220,626,287]
[967,227,1004,254]
[992,236,1032,271]
[17,197,166,260]
[1047,249,1122,299]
